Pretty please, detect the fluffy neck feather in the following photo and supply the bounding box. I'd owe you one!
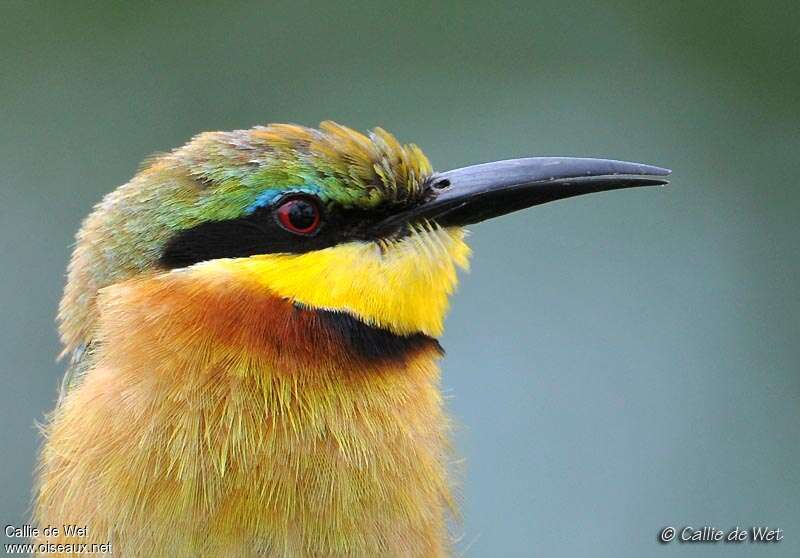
[37,260,458,557]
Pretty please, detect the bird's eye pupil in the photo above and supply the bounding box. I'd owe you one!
[288,202,315,229]
[276,197,321,234]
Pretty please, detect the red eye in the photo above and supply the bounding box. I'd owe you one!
[275,196,321,235]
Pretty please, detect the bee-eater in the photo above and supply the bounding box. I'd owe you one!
[36,122,669,557]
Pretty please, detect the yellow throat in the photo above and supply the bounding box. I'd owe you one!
[194,225,470,336]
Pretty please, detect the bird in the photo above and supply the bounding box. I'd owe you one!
[35,121,669,557]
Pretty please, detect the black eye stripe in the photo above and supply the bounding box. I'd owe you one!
[159,202,396,269]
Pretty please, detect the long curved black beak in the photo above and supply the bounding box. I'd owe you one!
[373,157,670,233]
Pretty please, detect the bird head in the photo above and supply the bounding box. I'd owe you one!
[59,121,668,355]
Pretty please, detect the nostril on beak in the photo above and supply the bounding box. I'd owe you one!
[432,178,451,190]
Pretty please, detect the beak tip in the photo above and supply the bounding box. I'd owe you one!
[654,167,671,186]
[619,161,671,177]
[629,162,671,185]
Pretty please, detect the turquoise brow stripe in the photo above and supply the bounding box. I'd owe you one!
[245,184,324,214]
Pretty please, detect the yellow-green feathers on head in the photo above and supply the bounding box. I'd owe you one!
[60,122,470,355]
[179,121,433,217]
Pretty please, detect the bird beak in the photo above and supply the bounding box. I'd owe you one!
[372,157,670,233]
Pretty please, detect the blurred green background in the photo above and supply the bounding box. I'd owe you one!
[1,1,798,556]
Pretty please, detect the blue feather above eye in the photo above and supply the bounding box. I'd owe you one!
[246,184,324,214]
